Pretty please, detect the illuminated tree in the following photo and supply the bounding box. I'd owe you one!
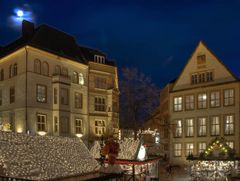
[119,67,159,138]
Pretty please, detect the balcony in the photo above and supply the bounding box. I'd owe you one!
[52,74,71,85]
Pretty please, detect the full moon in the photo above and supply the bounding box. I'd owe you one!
[17,10,24,17]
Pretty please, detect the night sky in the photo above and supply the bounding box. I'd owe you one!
[1,0,240,87]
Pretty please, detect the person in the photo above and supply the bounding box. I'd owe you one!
[166,164,172,176]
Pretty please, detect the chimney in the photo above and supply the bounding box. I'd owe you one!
[22,20,35,39]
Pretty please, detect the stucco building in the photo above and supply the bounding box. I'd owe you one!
[0,21,119,144]
[169,41,239,164]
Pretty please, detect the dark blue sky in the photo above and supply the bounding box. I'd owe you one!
[1,0,240,87]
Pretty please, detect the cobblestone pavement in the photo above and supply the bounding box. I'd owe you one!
[158,163,191,181]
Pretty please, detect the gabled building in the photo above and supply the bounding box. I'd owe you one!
[0,21,119,144]
[169,41,239,164]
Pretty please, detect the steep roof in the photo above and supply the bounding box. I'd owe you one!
[0,21,115,66]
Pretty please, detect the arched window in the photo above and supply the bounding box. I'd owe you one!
[79,73,84,85]
[13,64,17,76]
[34,59,41,74]
[61,67,68,76]
[72,72,78,83]
[0,69,4,81]
[42,62,49,76]
[54,65,61,75]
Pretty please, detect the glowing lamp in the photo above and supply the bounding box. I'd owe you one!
[16,127,23,133]
[38,131,47,136]
[137,145,146,161]
[17,10,24,17]
[76,133,83,138]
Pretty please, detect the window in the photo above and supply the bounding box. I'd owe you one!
[198,143,206,154]
[94,97,106,111]
[75,92,83,108]
[78,73,84,85]
[94,55,105,64]
[37,114,46,132]
[36,85,47,103]
[197,55,206,64]
[174,143,182,157]
[226,141,234,149]
[174,97,182,111]
[95,77,107,89]
[210,91,220,107]
[174,120,182,137]
[0,89,2,106]
[9,65,12,78]
[75,118,82,134]
[206,72,213,82]
[54,116,58,132]
[72,72,78,83]
[60,117,69,135]
[186,143,194,156]
[54,88,57,104]
[60,88,69,105]
[0,69,4,81]
[95,120,106,136]
[191,74,198,84]
[198,93,207,109]
[61,67,68,76]
[10,87,15,103]
[185,95,194,110]
[211,116,220,136]
[224,115,234,135]
[198,117,207,136]
[34,59,41,74]
[224,89,234,106]
[186,118,194,137]
[13,64,17,76]
[42,62,49,76]
[54,65,61,75]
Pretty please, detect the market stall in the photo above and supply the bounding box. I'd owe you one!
[187,137,240,180]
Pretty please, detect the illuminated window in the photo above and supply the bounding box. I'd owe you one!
[198,93,207,109]
[10,87,15,104]
[78,73,84,85]
[37,114,46,132]
[75,118,82,134]
[174,120,182,137]
[185,95,194,110]
[186,118,194,137]
[224,115,234,135]
[198,142,206,154]
[42,62,49,76]
[210,91,220,107]
[174,97,182,111]
[36,85,47,103]
[95,120,106,136]
[54,116,58,132]
[94,97,106,112]
[186,143,194,156]
[0,69,4,81]
[174,143,182,157]
[95,77,107,89]
[224,89,234,106]
[198,117,206,136]
[211,116,220,136]
[34,59,41,74]
[75,92,83,108]
[226,141,234,149]
[60,88,69,105]
[54,65,61,75]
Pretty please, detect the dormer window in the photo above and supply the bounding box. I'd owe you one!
[94,55,105,64]
[191,71,213,84]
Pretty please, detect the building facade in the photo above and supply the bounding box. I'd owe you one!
[0,21,119,144]
[169,41,239,164]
